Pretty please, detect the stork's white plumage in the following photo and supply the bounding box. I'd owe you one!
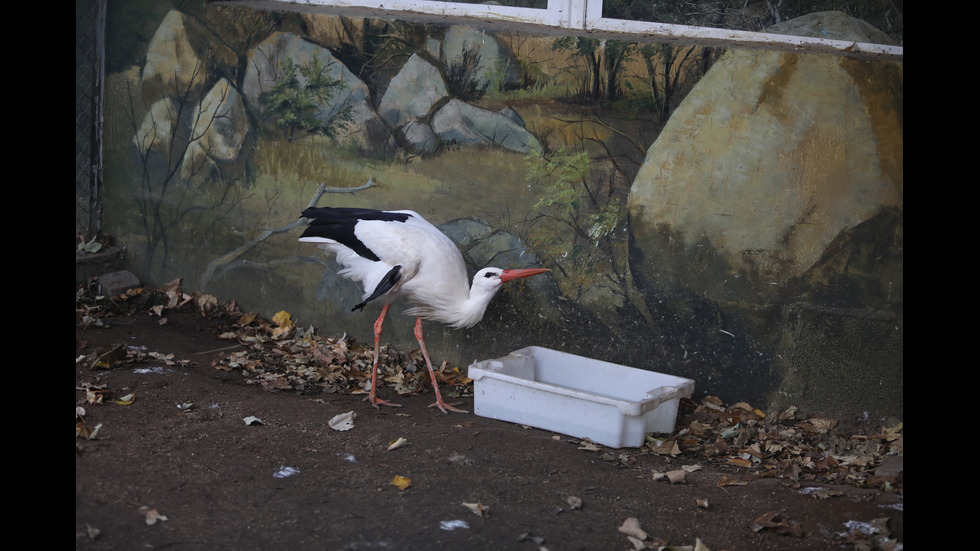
[299,206,549,413]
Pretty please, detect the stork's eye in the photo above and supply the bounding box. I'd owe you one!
[484,271,498,278]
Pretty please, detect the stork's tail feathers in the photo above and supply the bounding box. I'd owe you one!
[351,265,403,312]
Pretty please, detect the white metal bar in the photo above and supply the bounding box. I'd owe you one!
[221,0,902,61]
[559,0,588,29]
[261,0,562,26]
[589,17,903,60]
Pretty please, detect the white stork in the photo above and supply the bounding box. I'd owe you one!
[299,206,549,413]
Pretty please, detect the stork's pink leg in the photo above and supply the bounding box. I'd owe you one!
[414,316,468,414]
[365,303,401,409]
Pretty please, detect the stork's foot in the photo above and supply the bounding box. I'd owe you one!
[365,395,402,409]
[428,399,468,414]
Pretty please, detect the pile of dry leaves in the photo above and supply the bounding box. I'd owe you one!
[655,397,903,494]
[76,279,903,497]
[208,309,471,400]
[75,278,471,401]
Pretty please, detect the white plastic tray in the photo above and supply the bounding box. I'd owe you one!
[469,347,695,448]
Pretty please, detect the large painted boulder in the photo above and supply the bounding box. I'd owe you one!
[627,12,903,415]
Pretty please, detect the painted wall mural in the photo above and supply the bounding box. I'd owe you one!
[101,2,902,416]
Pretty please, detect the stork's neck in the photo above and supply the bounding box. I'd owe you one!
[404,276,501,329]
[454,284,500,328]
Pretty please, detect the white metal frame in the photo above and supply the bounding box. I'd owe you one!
[237,0,902,61]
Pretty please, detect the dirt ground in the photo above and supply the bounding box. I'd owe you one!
[75,283,903,551]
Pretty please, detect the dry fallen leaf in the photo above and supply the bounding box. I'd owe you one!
[114,393,135,405]
[751,510,803,537]
[652,469,688,484]
[270,310,295,339]
[809,488,845,499]
[197,293,218,314]
[647,438,681,456]
[518,532,545,544]
[387,437,409,451]
[391,475,412,490]
[618,517,647,540]
[76,421,103,440]
[666,469,688,484]
[86,387,105,404]
[808,417,838,434]
[162,278,183,306]
[716,475,748,487]
[462,501,489,518]
[701,395,726,411]
[666,539,712,551]
[138,506,168,526]
[328,411,356,431]
[313,345,345,365]
[83,523,101,539]
[727,457,753,468]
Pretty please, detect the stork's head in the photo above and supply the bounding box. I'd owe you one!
[444,267,550,329]
[472,267,550,295]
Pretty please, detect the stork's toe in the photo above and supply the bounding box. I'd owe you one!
[428,400,468,414]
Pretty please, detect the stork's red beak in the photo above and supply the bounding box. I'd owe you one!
[499,268,550,283]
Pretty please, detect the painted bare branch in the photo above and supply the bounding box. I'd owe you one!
[199,179,377,287]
